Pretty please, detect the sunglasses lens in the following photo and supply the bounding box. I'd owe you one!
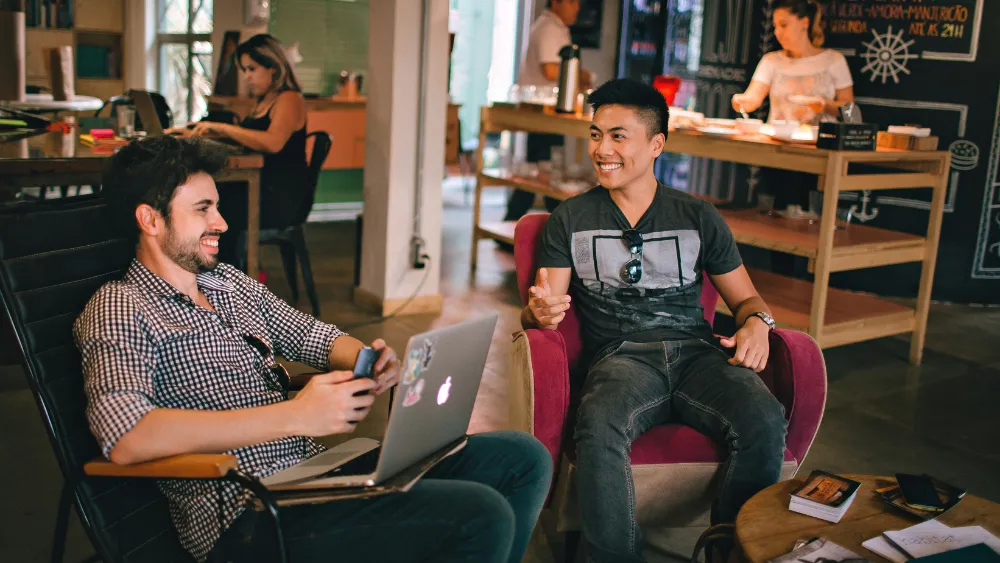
[622,230,643,254]
[271,365,290,391]
[243,335,269,356]
[620,258,642,284]
[244,335,289,393]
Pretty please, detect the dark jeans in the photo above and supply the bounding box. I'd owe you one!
[574,340,787,563]
[503,133,564,222]
[209,431,552,563]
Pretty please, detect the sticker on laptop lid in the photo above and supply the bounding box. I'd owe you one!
[402,378,425,407]
[421,339,435,370]
[402,347,424,385]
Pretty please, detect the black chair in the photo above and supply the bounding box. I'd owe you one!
[258,131,331,318]
[0,196,287,563]
[94,90,174,132]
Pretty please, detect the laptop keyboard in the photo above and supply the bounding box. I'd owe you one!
[319,446,382,478]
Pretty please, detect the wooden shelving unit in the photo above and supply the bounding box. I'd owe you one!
[719,209,927,271]
[23,0,127,102]
[718,268,916,349]
[472,105,950,364]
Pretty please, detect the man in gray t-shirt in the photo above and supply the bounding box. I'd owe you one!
[521,79,787,563]
[538,181,743,362]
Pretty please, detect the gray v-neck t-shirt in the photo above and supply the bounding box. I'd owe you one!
[539,184,743,363]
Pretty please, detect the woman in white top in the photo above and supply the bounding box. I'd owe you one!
[733,0,856,278]
[732,0,855,125]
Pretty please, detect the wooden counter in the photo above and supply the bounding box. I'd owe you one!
[209,95,367,171]
[208,96,462,170]
[472,105,950,364]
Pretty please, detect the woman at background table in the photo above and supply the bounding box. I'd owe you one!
[167,34,309,268]
[732,0,854,127]
[731,0,854,274]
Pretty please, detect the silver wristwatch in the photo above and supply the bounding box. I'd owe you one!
[747,311,776,331]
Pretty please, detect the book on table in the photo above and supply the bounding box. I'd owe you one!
[788,470,862,523]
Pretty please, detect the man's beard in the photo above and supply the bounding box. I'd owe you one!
[163,228,223,274]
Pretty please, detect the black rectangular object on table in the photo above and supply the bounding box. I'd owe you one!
[817,122,878,151]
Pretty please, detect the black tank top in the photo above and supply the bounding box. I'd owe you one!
[240,101,310,228]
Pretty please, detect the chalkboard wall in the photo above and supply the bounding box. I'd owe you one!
[666,0,1000,304]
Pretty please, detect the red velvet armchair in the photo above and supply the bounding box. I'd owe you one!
[508,213,828,546]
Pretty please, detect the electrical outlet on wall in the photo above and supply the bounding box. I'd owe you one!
[410,236,429,270]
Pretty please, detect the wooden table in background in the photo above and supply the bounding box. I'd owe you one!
[735,474,1000,562]
[0,131,264,278]
[472,105,951,364]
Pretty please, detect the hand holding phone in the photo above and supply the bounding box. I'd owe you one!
[354,347,378,379]
[352,347,379,397]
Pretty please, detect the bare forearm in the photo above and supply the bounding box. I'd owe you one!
[733,296,771,327]
[329,334,365,371]
[110,402,299,465]
[220,124,285,153]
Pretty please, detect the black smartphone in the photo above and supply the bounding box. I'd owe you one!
[351,347,379,398]
[895,473,945,510]
[354,347,379,379]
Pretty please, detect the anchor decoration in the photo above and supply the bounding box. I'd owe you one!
[849,190,879,223]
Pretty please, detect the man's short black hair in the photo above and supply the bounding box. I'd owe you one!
[101,136,228,241]
[588,78,670,140]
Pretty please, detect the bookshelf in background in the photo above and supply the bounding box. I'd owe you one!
[23,0,126,102]
[25,0,74,29]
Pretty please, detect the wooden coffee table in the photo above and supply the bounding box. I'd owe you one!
[735,474,1000,562]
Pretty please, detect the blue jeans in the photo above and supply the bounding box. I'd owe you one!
[574,339,787,563]
[210,431,552,563]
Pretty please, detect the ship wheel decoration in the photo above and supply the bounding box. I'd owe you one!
[861,26,917,84]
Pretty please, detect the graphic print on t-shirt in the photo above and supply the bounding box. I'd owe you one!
[570,228,701,296]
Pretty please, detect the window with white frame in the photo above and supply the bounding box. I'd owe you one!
[157,0,214,124]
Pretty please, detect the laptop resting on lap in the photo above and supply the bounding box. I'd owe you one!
[260,314,498,491]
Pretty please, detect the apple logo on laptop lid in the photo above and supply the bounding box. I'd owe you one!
[437,376,452,405]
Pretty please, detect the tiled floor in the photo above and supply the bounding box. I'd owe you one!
[1,180,998,562]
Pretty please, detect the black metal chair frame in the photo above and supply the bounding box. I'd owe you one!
[252,131,332,318]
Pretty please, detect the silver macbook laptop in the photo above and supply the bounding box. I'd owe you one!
[261,314,499,490]
[130,90,164,136]
[134,91,244,150]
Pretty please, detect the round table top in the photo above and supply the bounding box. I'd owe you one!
[735,474,1000,562]
[0,94,104,112]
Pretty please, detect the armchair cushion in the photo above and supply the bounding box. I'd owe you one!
[510,329,570,473]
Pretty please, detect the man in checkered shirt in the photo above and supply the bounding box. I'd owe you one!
[74,136,552,563]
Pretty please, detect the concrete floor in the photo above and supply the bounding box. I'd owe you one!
[1,180,998,562]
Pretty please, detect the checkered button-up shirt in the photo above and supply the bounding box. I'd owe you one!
[74,260,343,561]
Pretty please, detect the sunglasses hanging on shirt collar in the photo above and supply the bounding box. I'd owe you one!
[243,334,290,395]
[619,229,644,285]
